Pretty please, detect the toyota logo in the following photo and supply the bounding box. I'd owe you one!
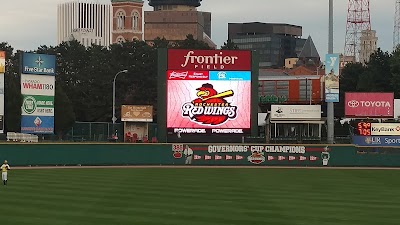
[347,100,359,108]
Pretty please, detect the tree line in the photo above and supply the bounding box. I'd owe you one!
[0,35,237,138]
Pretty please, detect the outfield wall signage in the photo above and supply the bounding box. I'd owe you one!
[172,144,332,166]
[353,135,400,147]
[370,123,400,136]
[22,53,56,76]
[270,105,321,120]
[20,53,56,134]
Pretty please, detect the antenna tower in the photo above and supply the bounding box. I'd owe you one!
[394,0,400,50]
[344,0,371,62]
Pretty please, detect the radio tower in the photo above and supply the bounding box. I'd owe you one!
[344,0,371,62]
[394,0,400,50]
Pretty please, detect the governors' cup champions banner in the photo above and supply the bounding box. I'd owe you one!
[0,51,5,133]
[325,53,340,102]
[167,49,252,135]
[20,53,56,134]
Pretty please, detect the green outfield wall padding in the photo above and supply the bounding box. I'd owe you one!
[0,143,400,167]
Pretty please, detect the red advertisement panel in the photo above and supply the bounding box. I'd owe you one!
[345,92,394,117]
[167,49,251,71]
[167,70,209,80]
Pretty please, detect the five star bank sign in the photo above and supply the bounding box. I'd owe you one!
[22,53,56,76]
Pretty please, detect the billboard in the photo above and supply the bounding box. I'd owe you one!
[121,105,153,122]
[167,49,251,71]
[21,115,54,134]
[22,53,56,76]
[345,92,394,117]
[20,52,56,134]
[0,51,5,73]
[370,123,400,136]
[21,74,55,96]
[21,95,54,116]
[325,53,340,102]
[167,70,251,134]
[270,105,321,120]
[353,136,400,147]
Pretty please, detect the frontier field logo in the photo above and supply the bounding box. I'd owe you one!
[181,83,237,126]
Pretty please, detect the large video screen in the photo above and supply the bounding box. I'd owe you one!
[167,70,251,135]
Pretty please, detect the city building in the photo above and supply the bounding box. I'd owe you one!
[228,22,307,68]
[111,0,144,43]
[57,0,112,47]
[359,29,378,64]
[144,0,216,48]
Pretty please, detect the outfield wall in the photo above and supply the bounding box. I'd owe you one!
[0,143,399,167]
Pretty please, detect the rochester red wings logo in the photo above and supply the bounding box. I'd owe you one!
[181,83,238,125]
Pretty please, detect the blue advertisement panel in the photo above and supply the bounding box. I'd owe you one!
[22,53,56,76]
[325,54,340,103]
[353,135,400,147]
[209,71,251,81]
[21,115,54,134]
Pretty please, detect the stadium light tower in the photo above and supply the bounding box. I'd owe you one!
[394,0,400,50]
[327,0,334,144]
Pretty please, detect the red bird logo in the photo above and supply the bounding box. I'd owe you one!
[182,83,238,125]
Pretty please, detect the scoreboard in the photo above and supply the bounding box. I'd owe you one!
[356,122,371,136]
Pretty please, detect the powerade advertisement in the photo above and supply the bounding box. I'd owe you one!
[167,70,251,135]
[22,53,56,76]
[353,136,400,147]
[21,116,54,134]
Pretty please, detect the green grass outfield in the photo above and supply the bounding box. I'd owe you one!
[0,168,400,225]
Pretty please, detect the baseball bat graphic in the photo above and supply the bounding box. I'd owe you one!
[202,90,234,101]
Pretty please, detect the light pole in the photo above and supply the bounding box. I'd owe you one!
[112,69,128,125]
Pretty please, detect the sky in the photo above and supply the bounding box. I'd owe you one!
[0,0,396,55]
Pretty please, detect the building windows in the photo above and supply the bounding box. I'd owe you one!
[132,11,139,30]
[116,36,125,43]
[116,11,125,29]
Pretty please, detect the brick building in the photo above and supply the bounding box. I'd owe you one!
[111,0,144,43]
[144,0,216,48]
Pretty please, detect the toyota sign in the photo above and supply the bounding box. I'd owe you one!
[345,92,394,117]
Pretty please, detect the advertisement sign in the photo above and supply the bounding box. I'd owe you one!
[172,145,332,166]
[21,74,55,96]
[325,54,340,102]
[21,115,54,134]
[167,70,251,134]
[167,49,251,71]
[22,53,56,76]
[345,92,394,117]
[21,95,54,116]
[270,105,321,120]
[370,123,400,136]
[353,136,400,147]
[0,115,3,134]
[121,105,153,122]
[0,51,5,73]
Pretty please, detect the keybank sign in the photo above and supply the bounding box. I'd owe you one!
[22,53,56,76]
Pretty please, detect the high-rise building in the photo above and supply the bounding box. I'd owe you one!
[228,22,307,68]
[111,0,144,43]
[144,0,215,48]
[57,0,112,47]
[359,30,378,64]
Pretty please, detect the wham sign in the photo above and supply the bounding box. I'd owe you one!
[345,92,394,117]
[167,49,251,71]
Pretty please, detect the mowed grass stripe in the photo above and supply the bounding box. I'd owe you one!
[1,168,400,225]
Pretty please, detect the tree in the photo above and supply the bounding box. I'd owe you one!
[0,42,22,132]
[391,46,400,98]
[54,83,75,139]
[360,48,391,92]
[177,34,212,50]
[221,39,239,50]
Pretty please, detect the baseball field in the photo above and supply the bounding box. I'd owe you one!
[0,167,399,225]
